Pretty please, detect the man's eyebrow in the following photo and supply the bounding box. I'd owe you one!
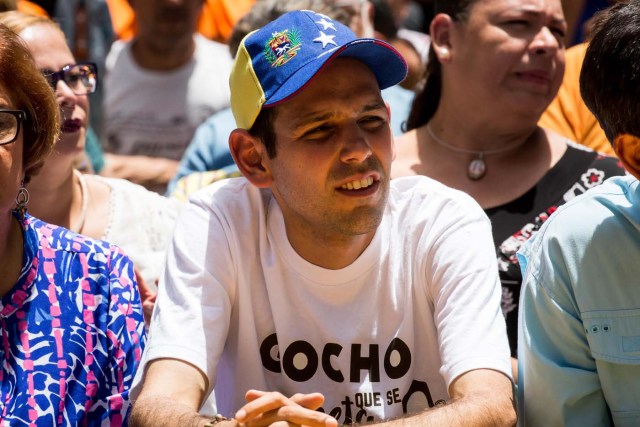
[362,100,387,112]
[290,112,334,130]
[290,100,387,129]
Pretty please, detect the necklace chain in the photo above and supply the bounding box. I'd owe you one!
[71,169,89,234]
[426,123,528,155]
[425,123,528,180]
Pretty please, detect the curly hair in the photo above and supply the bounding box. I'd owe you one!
[0,19,60,183]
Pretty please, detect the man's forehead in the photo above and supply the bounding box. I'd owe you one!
[282,97,387,130]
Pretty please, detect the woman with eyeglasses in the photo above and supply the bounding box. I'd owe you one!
[0,22,145,424]
[0,11,182,317]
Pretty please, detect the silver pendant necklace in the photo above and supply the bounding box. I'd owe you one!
[426,124,528,180]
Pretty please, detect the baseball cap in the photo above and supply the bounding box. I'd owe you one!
[230,9,408,130]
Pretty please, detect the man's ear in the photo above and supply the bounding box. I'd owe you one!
[430,13,455,63]
[229,129,273,188]
[613,134,640,180]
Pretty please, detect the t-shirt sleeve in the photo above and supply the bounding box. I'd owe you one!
[139,194,236,397]
[424,198,512,388]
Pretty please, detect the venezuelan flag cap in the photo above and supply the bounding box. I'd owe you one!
[230,9,408,130]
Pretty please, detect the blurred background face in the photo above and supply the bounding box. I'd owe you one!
[333,0,376,37]
[19,23,88,157]
[386,0,411,26]
[130,0,204,52]
[0,82,24,214]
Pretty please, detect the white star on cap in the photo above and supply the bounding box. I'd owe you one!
[313,31,337,48]
[315,17,336,31]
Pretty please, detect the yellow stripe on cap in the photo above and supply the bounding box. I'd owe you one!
[230,40,266,130]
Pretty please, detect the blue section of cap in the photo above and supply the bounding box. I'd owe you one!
[244,10,407,108]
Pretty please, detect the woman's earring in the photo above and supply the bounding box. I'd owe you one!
[15,180,29,219]
[439,48,450,60]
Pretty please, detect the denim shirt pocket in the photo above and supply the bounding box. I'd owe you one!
[583,309,640,426]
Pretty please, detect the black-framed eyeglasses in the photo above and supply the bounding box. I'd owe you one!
[42,62,98,95]
[0,110,26,146]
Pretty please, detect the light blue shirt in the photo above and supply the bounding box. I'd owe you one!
[166,85,415,195]
[517,175,640,427]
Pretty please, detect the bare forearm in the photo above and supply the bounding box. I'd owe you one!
[101,154,179,187]
[373,395,515,427]
[129,394,213,427]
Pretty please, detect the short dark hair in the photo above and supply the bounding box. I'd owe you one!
[405,0,479,131]
[580,0,640,141]
[249,106,278,159]
[0,22,59,183]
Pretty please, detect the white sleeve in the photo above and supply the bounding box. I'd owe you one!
[142,194,237,393]
[424,202,512,388]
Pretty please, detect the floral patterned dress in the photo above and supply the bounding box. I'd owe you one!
[0,214,146,426]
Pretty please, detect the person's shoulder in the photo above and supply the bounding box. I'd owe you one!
[533,175,639,240]
[388,176,488,231]
[181,178,271,231]
[27,215,115,257]
[390,175,484,211]
[576,174,639,208]
[194,33,233,56]
[105,38,131,70]
[188,176,261,207]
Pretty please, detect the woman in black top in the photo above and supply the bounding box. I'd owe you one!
[392,0,626,381]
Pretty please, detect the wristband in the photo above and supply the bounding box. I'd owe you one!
[203,414,229,427]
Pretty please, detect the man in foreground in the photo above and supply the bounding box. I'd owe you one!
[130,10,514,427]
[518,1,640,424]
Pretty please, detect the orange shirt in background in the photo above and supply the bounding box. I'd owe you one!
[105,0,254,43]
[538,42,614,156]
[17,0,48,17]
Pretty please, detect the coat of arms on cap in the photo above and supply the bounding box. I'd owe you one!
[264,29,302,67]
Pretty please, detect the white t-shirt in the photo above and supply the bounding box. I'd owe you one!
[92,176,182,286]
[138,176,511,421]
[103,35,232,160]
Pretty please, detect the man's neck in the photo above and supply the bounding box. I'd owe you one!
[130,36,196,71]
[285,223,376,270]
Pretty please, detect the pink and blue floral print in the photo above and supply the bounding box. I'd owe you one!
[0,214,146,426]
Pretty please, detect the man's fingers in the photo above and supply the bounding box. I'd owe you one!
[238,391,336,427]
[236,392,291,422]
[246,390,325,410]
[244,389,267,402]
[289,393,325,410]
[243,405,337,427]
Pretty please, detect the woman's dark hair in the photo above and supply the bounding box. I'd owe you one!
[405,0,477,131]
[0,21,59,183]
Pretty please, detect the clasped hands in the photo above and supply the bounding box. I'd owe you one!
[233,389,339,427]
